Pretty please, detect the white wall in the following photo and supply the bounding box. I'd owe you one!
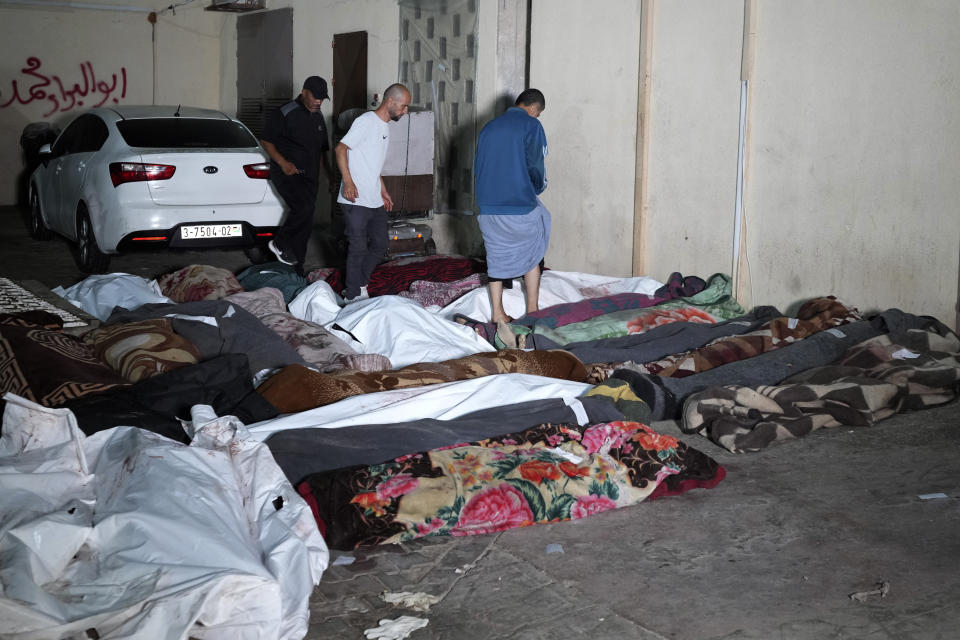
[639,0,744,283]
[525,0,960,327]
[0,1,225,205]
[740,0,960,323]
[528,0,642,277]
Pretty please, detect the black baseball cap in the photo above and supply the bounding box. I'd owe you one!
[303,76,329,99]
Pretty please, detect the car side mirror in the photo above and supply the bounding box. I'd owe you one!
[39,143,52,167]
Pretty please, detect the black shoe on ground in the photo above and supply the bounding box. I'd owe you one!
[268,239,296,265]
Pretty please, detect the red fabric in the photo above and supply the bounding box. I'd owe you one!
[309,256,487,296]
[297,481,326,539]
[648,464,727,500]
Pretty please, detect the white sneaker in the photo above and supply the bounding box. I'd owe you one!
[342,285,370,303]
[267,239,296,265]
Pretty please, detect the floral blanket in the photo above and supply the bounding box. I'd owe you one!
[258,349,588,414]
[462,272,708,346]
[523,274,745,348]
[297,420,724,549]
[517,271,707,330]
[681,327,960,453]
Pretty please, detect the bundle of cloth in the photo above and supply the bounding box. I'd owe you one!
[586,296,860,383]
[583,304,960,451]
[258,349,589,413]
[456,271,721,346]
[493,273,746,349]
[297,418,725,549]
[682,314,960,452]
[308,255,487,300]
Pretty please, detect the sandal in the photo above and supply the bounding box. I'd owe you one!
[453,314,496,342]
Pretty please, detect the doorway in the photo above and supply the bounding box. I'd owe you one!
[236,8,293,139]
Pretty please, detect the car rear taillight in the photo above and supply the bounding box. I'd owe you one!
[243,162,271,179]
[109,162,176,187]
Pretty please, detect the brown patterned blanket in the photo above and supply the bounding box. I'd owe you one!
[297,420,725,549]
[629,296,860,378]
[681,327,960,452]
[258,349,589,414]
[0,311,128,406]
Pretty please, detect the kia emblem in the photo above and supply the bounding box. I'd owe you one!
[203,166,218,174]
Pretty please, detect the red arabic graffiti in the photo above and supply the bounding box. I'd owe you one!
[0,57,127,117]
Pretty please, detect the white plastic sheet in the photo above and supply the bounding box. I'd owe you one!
[436,270,664,322]
[288,279,342,326]
[52,273,172,321]
[322,295,495,368]
[246,373,592,441]
[0,394,328,640]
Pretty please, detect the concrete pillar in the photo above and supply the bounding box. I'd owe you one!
[495,0,529,113]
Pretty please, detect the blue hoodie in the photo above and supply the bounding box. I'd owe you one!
[474,107,548,214]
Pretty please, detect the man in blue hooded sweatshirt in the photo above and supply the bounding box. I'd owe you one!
[474,88,550,324]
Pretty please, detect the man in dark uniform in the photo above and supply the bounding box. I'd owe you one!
[260,76,334,271]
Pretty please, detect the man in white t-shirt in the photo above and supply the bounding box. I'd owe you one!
[335,83,411,301]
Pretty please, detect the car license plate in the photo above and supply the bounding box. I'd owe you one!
[180,224,242,240]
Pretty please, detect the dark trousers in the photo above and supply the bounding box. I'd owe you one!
[272,172,319,266]
[342,203,387,297]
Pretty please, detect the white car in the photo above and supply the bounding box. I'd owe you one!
[29,105,285,272]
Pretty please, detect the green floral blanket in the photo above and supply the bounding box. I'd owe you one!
[521,273,745,347]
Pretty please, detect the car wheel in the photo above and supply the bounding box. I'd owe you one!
[29,190,52,240]
[74,206,110,273]
[243,245,273,265]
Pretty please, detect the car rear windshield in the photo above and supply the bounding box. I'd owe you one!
[116,118,258,148]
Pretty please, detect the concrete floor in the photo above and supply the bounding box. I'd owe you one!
[1,205,958,639]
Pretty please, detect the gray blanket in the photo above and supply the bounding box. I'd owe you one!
[107,300,306,373]
[265,395,624,485]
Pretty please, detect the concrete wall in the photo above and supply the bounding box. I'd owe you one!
[0,0,225,205]
[639,0,745,284]
[528,0,642,277]
[740,0,960,323]
[634,0,960,326]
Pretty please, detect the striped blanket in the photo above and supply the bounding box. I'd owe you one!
[681,326,960,452]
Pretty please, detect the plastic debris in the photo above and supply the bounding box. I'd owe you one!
[849,581,890,602]
[364,616,429,639]
[546,543,565,554]
[918,493,949,500]
[382,591,442,612]
[333,554,356,566]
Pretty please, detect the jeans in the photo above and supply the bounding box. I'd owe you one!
[342,203,387,297]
